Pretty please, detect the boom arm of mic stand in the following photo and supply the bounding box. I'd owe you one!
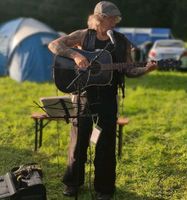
[89,42,112,65]
[66,68,86,90]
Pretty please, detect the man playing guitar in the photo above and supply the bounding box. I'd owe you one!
[48,1,157,200]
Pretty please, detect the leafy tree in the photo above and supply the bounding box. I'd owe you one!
[0,0,187,39]
[172,0,187,40]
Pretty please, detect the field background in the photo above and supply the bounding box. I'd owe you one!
[0,70,187,200]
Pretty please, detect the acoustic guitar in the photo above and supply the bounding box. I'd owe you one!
[53,48,181,93]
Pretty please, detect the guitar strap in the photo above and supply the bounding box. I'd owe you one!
[113,31,126,98]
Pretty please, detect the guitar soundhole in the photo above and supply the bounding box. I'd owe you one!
[89,61,101,76]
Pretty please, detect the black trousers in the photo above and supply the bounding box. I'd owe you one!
[63,92,117,195]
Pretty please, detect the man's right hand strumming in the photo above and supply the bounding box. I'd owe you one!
[74,54,90,70]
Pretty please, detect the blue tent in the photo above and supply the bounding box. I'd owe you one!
[0,17,60,82]
[115,27,172,46]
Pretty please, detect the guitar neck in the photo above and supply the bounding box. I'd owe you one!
[100,62,147,71]
[100,58,181,71]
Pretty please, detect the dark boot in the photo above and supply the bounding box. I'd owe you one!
[96,192,113,200]
[63,185,78,197]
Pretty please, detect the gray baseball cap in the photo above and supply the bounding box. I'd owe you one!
[94,1,121,17]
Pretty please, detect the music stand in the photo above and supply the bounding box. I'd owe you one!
[39,96,79,123]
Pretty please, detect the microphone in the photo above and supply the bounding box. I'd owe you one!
[107,30,116,45]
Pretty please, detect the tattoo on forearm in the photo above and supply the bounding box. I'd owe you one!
[63,49,78,58]
[125,66,148,77]
[49,30,86,58]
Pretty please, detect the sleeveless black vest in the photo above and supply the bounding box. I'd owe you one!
[82,29,130,97]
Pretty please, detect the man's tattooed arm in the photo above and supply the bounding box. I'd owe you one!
[48,29,87,59]
[123,41,157,77]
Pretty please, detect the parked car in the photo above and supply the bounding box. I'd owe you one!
[148,39,186,61]
[178,50,187,71]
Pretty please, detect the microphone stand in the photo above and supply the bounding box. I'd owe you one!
[74,74,82,200]
[66,41,114,200]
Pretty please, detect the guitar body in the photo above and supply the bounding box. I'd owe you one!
[53,48,113,93]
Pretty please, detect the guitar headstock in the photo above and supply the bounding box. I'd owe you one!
[157,59,182,70]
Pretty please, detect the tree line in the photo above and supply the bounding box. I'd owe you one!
[0,0,187,40]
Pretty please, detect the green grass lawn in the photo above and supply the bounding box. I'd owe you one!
[0,71,187,200]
